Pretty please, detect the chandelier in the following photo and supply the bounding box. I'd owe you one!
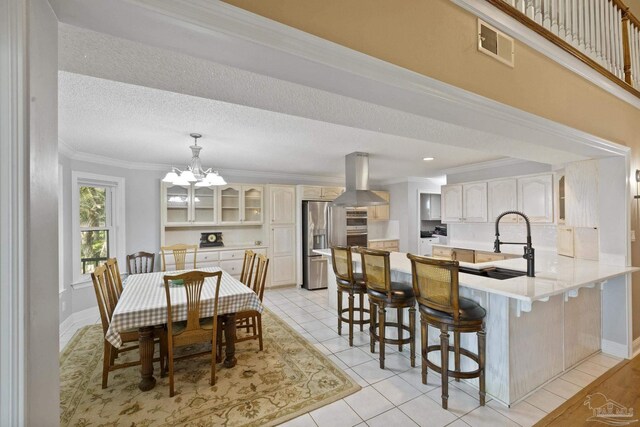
[162,133,227,187]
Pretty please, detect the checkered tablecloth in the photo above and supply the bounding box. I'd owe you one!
[105,267,263,348]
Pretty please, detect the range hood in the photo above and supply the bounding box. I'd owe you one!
[332,152,388,207]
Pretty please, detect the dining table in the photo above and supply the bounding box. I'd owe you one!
[105,266,263,391]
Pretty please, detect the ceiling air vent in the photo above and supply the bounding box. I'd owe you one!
[478,20,514,67]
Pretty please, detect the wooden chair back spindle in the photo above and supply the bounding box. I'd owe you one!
[105,258,123,305]
[240,250,256,286]
[161,244,198,271]
[91,264,115,335]
[127,251,155,274]
[251,255,269,301]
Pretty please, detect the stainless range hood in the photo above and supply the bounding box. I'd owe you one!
[332,152,388,207]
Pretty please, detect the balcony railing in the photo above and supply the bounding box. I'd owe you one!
[488,0,640,97]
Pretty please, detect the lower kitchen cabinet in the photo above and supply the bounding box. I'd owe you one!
[368,239,399,252]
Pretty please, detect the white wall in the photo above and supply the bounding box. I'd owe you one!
[381,179,441,253]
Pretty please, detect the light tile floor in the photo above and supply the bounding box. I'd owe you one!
[59,286,623,427]
[263,286,623,427]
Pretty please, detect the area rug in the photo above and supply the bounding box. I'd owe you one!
[60,310,360,426]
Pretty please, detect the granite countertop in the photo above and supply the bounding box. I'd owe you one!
[368,238,399,242]
[314,248,638,302]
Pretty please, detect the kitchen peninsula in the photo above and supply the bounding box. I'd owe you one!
[316,247,637,406]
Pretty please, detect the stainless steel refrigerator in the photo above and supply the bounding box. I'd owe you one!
[302,201,346,290]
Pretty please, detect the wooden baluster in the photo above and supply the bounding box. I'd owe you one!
[585,0,592,54]
[535,0,544,24]
[594,0,602,64]
[526,0,536,19]
[616,7,623,78]
[543,0,551,29]
[572,0,579,46]
[605,0,613,72]
[517,0,526,14]
[550,0,558,34]
[611,3,618,76]
[590,0,598,59]
[558,0,565,39]
[601,0,609,68]
[578,0,585,51]
[622,7,632,84]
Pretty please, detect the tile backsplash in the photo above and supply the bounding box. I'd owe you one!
[449,223,557,253]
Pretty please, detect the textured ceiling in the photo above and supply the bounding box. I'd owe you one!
[57,15,603,183]
[59,72,503,181]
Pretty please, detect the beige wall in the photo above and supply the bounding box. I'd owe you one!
[224,0,640,339]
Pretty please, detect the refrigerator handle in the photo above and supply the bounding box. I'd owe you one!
[327,206,332,248]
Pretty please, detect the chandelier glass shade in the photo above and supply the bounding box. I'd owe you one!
[162,133,227,187]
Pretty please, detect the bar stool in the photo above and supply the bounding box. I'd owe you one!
[331,246,370,347]
[407,253,486,409]
[360,248,415,369]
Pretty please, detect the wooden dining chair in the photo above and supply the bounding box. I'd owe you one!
[239,250,257,285]
[161,244,198,271]
[105,257,124,302]
[92,264,165,388]
[234,255,269,351]
[162,270,222,397]
[127,251,155,274]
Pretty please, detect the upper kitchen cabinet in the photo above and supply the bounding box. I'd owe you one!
[441,185,462,223]
[517,174,554,223]
[162,183,216,226]
[301,185,344,201]
[219,185,264,225]
[420,193,441,221]
[368,190,390,221]
[441,183,487,223]
[269,185,296,225]
[565,160,598,228]
[488,179,518,223]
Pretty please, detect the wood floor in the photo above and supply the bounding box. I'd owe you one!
[535,353,640,426]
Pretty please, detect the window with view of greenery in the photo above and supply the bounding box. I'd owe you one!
[79,185,111,275]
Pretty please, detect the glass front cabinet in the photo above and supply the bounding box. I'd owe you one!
[163,183,217,226]
[218,185,264,225]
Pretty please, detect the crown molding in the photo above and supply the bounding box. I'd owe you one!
[58,139,344,184]
[439,157,528,175]
[452,0,640,110]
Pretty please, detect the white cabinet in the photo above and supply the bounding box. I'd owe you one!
[218,185,264,225]
[419,237,440,256]
[269,224,296,286]
[270,185,296,225]
[368,191,390,221]
[463,182,488,222]
[518,174,554,223]
[441,185,463,223]
[420,193,441,221]
[488,179,518,223]
[301,185,344,201]
[162,183,217,226]
[441,183,487,223]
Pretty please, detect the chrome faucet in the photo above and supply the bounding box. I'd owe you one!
[494,210,535,277]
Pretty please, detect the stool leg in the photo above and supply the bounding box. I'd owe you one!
[370,301,377,354]
[348,291,355,347]
[397,307,404,352]
[478,329,486,406]
[409,306,416,368]
[359,292,364,332]
[440,326,450,409]
[379,304,386,369]
[454,331,461,382]
[421,319,428,385]
[337,290,343,336]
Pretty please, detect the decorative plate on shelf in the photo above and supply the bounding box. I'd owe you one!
[200,232,223,247]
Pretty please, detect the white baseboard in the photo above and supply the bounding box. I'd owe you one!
[59,306,99,338]
[633,337,640,358]
[601,339,630,359]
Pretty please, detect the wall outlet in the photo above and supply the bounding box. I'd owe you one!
[632,230,636,242]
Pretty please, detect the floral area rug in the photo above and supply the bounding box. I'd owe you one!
[60,310,360,426]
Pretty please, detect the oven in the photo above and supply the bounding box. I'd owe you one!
[346,208,368,247]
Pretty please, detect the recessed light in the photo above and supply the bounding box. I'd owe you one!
[423,157,435,161]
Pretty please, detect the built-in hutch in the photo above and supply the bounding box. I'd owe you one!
[161,182,297,287]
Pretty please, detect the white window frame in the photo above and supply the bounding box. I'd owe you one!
[71,171,125,287]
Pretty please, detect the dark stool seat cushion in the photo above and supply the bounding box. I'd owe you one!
[420,297,486,321]
[368,281,415,302]
[337,273,366,290]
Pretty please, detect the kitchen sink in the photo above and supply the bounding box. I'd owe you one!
[459,266,527,280]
